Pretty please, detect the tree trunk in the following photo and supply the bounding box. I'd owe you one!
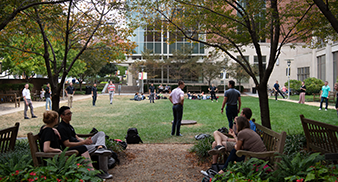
[257,84,271,129]
[52,94,61,112]
[79,81,83,91]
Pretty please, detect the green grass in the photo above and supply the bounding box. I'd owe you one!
[53,95,337,144]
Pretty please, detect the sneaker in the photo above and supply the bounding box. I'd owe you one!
[97,171,113,179]
[24,117,30,119]
[325,109,327,111]
[319,108,322,110]
[93,148,112,156]
[32,116,37,118]
[176,134,183,136]
[208,145,225,155]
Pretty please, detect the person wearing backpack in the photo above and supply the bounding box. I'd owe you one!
[169,80,185,136]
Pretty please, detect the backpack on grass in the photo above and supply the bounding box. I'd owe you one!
[125,128,143,144]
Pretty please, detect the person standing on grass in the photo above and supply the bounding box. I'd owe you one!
[299,81,306,104]
[92,83,98,106]
[169,80,185,136]
[319,81,330,111]
[108,81,115,105]
[273,80,285,100]
[65,82,75,108]
[208,83,218,102]
[22,84,37,119]
[221,80,241,129]
[149,83,156,103]
[334,83,338,116]
[45,83,52,110]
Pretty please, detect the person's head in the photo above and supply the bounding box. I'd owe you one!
[228,80,235,88]
[109,81,113,84]
[335,83,338,91]
[43,111,59,126]
[41,88,44,91]
[59,106,72,123]
[47,83,50,87]
[276,80,278,84]
[235,116,250,133]
[241,108,252,121]
[325,81,328,86]
[212,83,214,87]
[302,81,304,85]
[93,83,97,87]
[178,80,185,89]
[135,92,138,95]
[25,84,29,89]
[151,83,154,86]
[70,82,73,86]
[141,93,144,95]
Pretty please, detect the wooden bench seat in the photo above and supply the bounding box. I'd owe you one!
[0,122,19,153]
[0,94,21,107]
[300,114,338,153]
[313,92,336,103]
[186,86,201,93]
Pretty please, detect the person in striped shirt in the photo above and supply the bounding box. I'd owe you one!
[108,81,115,104]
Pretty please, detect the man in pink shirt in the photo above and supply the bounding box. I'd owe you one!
[107,81,115,104]
[169,81,185,136]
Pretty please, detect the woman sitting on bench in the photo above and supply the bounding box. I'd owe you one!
[218,116,266,174]
[39,111,94,169]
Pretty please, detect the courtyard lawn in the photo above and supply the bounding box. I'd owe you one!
[1,95,337,144]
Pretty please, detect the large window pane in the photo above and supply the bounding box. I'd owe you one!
[169,43,176,54]
[155,43,161,54]
[146,43,153,52]
[200,43,205,54]
[192,43,198,54]
[163,43,167,54]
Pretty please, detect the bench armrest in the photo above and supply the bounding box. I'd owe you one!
[236,150,279,158]
[35,150,78,158]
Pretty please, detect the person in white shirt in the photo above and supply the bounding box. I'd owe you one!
[169,81,185,136]
[22,84,37,119]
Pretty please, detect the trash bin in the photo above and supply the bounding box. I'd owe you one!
[85,86,92,94]
[252,87,256,94]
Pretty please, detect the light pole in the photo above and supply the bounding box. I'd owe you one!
[285,59,293,99]
[140,65,145,93]
[223,67,226,92]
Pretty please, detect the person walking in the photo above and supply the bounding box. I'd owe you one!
[208,83,218,102]
[149,83,156,103]
[273,80,285,100]
[108,81,115,104]
[319,81,331,111]
[299,81,306,104]
[169,81,185,136]
[221,80,241,129]
[92,83,98,106]
[65,82,75,108]
[22,84,37,119]
[45,83,52,110]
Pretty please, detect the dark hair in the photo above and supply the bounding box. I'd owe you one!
[229,80,235,87]
[43,111,58,124]
[236,116,250,132]
[178,80,184,86]
[242,108,252,120]
[58,106,70,116]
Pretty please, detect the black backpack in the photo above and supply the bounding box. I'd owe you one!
[125,128,143,144]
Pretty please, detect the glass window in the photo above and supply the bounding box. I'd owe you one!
[169,43,176,54]
[155,43,161,54]
[146,43,153,52]
[163,43,167,54]
[333,52,338,83]
[192,43,198,54]
[254,56,266,69]
[297,67,309,81]
[154,31,161,42]
[317,55,326,81]
[200,43,205,54]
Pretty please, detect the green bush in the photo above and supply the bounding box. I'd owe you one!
[284,80,302,94]
[303,77,324,95]
[189,136,214,162]
[0,83,33,92]
[283,134,307,159]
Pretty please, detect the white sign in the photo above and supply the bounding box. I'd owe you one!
[138,72,147,80]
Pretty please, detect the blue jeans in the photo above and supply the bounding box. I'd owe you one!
[226,105,238,129]
[320,97,328,109]
[172,104,183,135]
[92,95,97,106]
[45,97,51,110]
[222,148,245,170]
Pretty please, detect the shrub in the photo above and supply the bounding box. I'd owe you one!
[283,134,307,159]
[189,136,214,162]
[284,80,302,94]
[303,77,324,95]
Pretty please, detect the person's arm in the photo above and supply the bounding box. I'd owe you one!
[43,141,62,153]
[320,90,322,97]
[221,97,227,114]
[180,95,184,106]
[73,87,75,95]
[237,96,241,114]
[63,137,92,148]
[169,95,173,104]
[65,88,68,97]
[149,89,150,95]
[23,95,28,106]
[91,89,93,97]
[234,140,243,151]
[328,91,330,99]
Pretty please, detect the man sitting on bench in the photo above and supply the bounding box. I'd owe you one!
[208,108,256,165]
[57,106,113,179]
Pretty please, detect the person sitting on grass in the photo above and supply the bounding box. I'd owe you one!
[208,108,256,165]
[39,111,94,170]
[141,93,146,100]
[217,116,266,174]
[130,92,140,101]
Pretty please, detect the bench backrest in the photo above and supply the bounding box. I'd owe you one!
[27,132,43,166]
[0,122,19,153]
[300,114,338,153]
[255,123,286,154]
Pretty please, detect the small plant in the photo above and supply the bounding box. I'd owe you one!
[283,133,307,159]
[106,139,124,153]
[189,136,214,162]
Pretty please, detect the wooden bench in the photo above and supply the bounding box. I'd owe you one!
[300,114,338,153]
[217,86,225,93]
[0,122,20,153]
[27,132,79,167]
[236,123,287,168]
[186,86,201,93]
[313,92,336,103]
[0,93,21,107]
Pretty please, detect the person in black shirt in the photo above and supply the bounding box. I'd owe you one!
[273,80,285,100]
[149,83,156,103]
[208,84,218,102]
[91,83,98,106]
[45,83,52,110]
[299,81,306,104]
[335,83,338,116]
[65,82,75,108]
[39,111,62,153]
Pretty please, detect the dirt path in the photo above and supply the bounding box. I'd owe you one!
[107,144,205,182]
